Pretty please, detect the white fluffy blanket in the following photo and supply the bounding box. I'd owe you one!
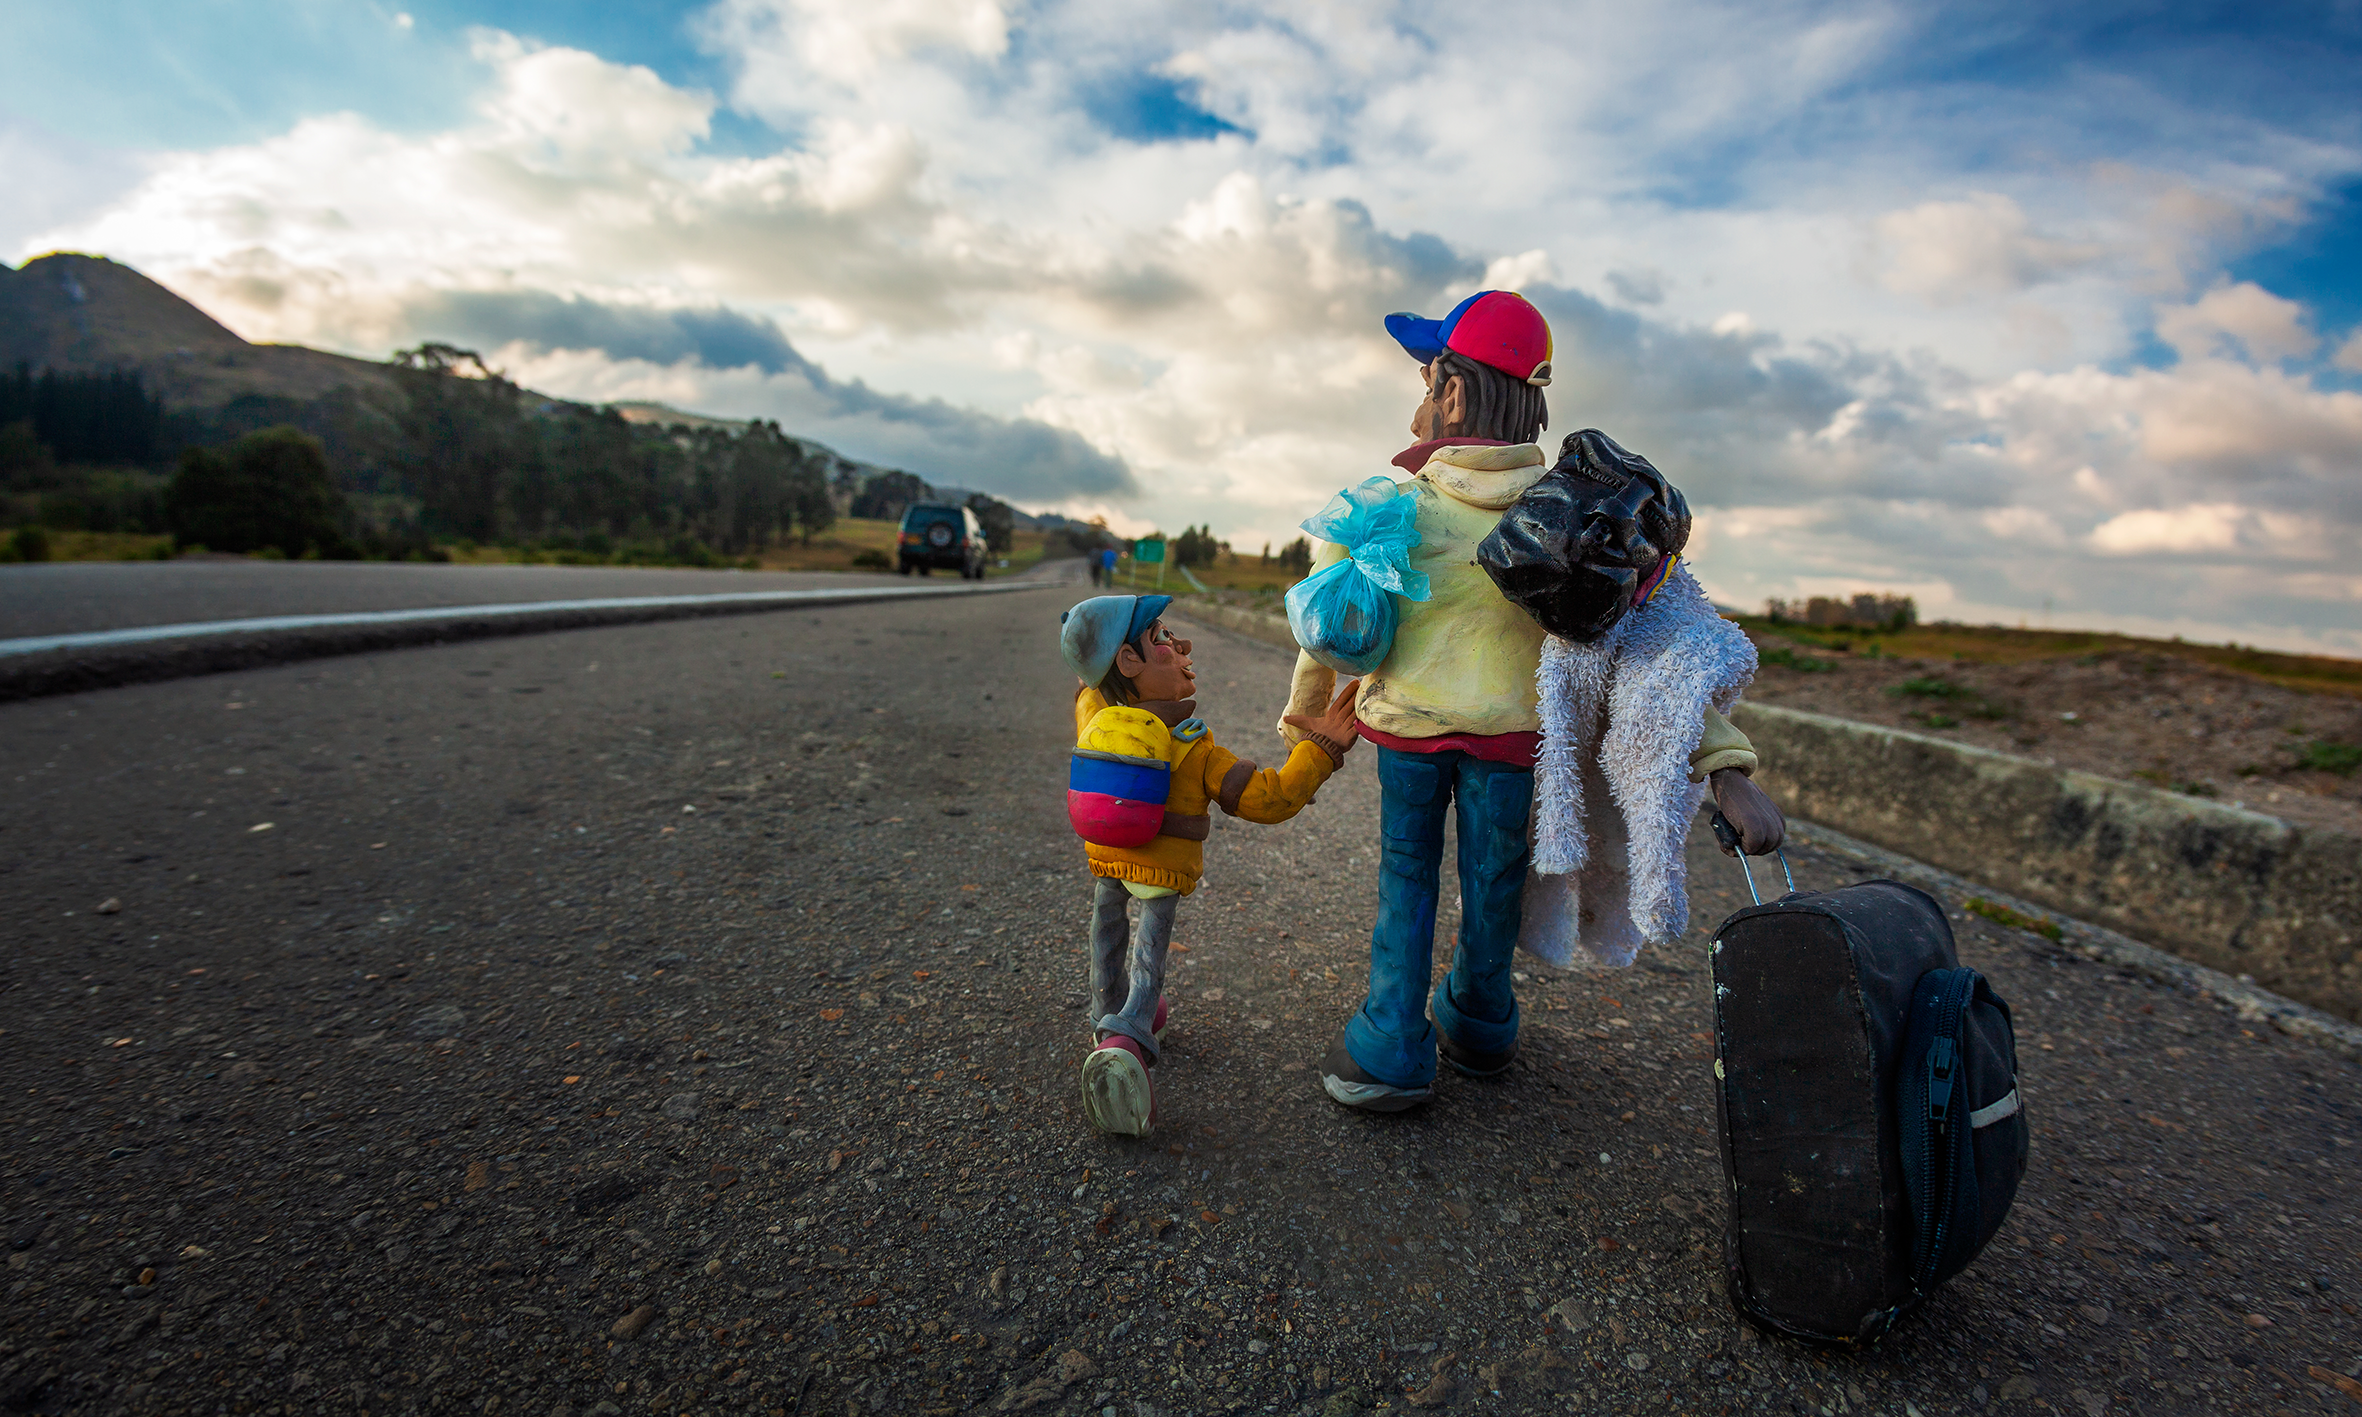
[1515,565,1757,969]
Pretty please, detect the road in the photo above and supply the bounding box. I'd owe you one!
[0,562,928,641]
[2,574,2357,1417]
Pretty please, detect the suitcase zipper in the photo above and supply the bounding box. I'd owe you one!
[1912,973,1976,1293]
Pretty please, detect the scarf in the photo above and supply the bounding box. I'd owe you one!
[1517,564,1757,968]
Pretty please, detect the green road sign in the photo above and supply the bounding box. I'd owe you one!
[1134,539,1166,563]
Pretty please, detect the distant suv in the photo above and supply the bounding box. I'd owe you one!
[898,503,987,578]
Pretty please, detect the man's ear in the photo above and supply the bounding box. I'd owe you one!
[1437,373,1469,437]
[1112,642,1146,678]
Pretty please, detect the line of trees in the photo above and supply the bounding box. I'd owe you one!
[0,349,1047,568]
[382,344,840,555]
[0,364,165,466]
[1765,594,1918,631]
[1169,523,1229,568]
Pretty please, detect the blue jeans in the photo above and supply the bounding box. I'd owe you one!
[1343,745,1533,1088]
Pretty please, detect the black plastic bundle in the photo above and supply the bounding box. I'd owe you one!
[1477,429,1692,643]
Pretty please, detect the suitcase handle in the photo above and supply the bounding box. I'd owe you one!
[1711,809,1795,905]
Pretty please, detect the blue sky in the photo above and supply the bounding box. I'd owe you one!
[5,1,2360,651]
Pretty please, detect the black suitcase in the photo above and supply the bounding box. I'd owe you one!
[1707,853,2029,1345]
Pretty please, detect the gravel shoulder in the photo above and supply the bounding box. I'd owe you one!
[1743,635,2362,837]
[2,590,2357,1417]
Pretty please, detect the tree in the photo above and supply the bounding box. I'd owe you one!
[0,364,163,466]
[1277,536,1313,574]
[1170,523,1221,568]
[849,470,933,521]
[965,492,1015,554]
[389,344,536,542]
[167,425,351,558]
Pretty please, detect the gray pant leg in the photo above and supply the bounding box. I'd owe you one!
[1089,878,1133,1025]
[1096,893,1176,1062]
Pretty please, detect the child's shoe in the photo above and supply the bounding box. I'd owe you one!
[1080,1035,1156,1137]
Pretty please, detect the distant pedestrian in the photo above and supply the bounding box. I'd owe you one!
[1088,552,1103,586]
[1057,594,1361,1136]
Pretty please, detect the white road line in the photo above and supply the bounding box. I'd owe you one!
[0,582,1040,658]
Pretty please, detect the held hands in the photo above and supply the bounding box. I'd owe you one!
[1282,681,1362,765]
[1710,768,1786,856]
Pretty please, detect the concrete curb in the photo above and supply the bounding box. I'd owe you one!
[1167,595,2362,1058]
[0,580,1052,704]
[1733,702,2360,1024]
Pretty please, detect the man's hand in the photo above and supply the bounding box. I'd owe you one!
[1710,768,1785,856]
[1282,681,1361,763]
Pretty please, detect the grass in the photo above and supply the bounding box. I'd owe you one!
[1730,614,2362,699]
[1882,674,2013,727]
[1758,644,1835,673]
[2132,769,2220,798]
[440,520,1062,578]
[1964,897,2063,942]
[0,529,175,562]
[1889,675,1972,699]
[2296,740,2362,776]
[1174,550,1308,596]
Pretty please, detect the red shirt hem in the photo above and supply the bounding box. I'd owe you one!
[1358,721,1540,768]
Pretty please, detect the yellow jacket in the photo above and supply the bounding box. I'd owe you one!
[1281,442,1757,780]
[1075,689,1339,894]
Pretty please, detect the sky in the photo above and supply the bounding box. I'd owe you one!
[5,0,2360,653]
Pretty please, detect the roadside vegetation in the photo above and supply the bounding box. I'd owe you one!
[0,355,1033,574]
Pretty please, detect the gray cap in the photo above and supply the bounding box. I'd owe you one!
[1059,594,1172,684]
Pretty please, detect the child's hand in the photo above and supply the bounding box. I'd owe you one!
[1282,681,1361,763]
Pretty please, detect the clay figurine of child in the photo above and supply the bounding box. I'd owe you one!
[1059,593,1361,1136]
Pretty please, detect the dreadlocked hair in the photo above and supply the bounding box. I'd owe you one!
[1433,350,1549,444]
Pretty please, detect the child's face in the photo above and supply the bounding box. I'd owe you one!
[1116,619,1196,701]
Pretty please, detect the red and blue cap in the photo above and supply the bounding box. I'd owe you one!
[1385,290,1552,387]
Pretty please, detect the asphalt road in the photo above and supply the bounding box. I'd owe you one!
[3,571,2358,1417]
[0,563,924,641]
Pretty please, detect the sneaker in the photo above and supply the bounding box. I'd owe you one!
[1317,1035,1431,1112]
[1438,1032,1517,1078]
[1152,995,1170,1044]
[1080,1035,1156,1136]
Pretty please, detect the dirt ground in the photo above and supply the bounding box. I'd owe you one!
[1741,636,2362,838]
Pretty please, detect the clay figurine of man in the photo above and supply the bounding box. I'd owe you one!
[1279,289,1786,1112]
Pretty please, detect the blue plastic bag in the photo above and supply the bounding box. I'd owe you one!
[1284,477,1429,675]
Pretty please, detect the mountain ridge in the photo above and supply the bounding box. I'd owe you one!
[0,253,398,410]
[0,253,1088,524]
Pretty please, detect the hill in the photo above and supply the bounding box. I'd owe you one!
[0,253,396,410]
[0,256,1047,512]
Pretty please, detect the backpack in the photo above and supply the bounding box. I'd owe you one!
[1710,876,2029,1345]
[1068,705,1204,848]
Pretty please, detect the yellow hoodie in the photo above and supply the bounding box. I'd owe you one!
[1075,690,1340,894]
[1280,442,1756,779]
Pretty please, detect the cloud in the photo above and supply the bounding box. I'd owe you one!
[2340,328,2362,373]
[1874,193,2103,303]
[1605,269,1667,306]
[409,290,820,375]
[2088,503,2245,555]
[393,288,1138,500]
[17,2,2362,652]
[486,340,1136,502]
[2154,281,2317,365]
[699,0,1008,79]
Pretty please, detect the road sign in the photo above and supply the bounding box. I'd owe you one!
[1133,539,1166,563]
